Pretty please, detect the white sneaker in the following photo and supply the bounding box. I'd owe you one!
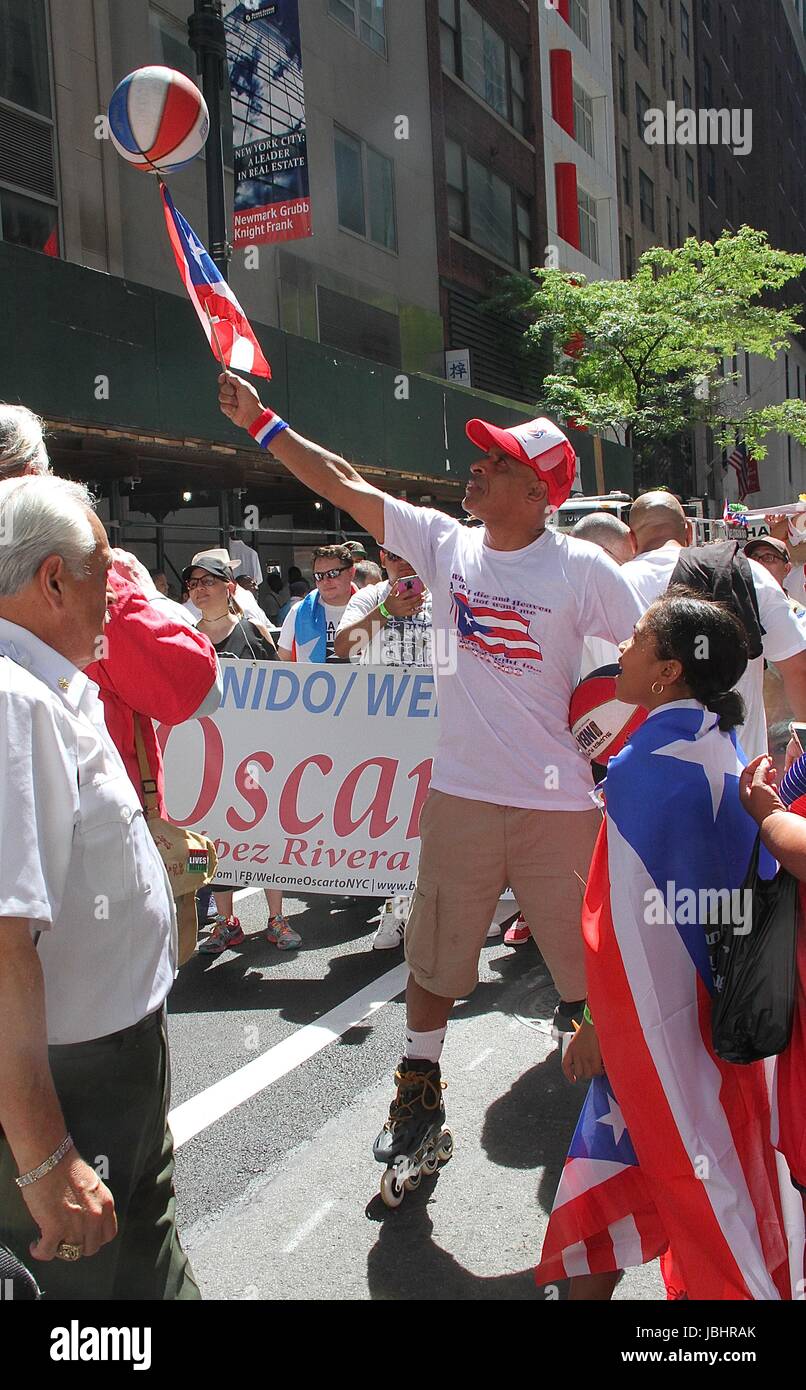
[369,897,408,950]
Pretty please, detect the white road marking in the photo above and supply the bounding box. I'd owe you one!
[463,1047,494,1072]
[282,1201,335,1254]
[169,963,409,1149]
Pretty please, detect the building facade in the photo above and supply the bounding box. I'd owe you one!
[539,0,620,281]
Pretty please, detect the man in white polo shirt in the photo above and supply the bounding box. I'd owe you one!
[218,374,643,1176]
[0,475,198,1300]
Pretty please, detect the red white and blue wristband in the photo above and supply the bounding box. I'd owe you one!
[249,408,289,450]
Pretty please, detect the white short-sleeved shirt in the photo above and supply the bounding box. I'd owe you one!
[622,545,806,759]
[336,580,433,667]
[228,538,263,586]
[382,498,644,810]
[0,620,176,1045]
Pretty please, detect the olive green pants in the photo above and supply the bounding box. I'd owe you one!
[0,1007,199,1301]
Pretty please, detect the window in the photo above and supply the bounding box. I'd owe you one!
[516,199,532,273]
[622,145,631,205]
[573,82,594,157]
[633,1,649,64]
[0,0,51,115]
[625,232,634,277]
[705,148,716,200]
[467,155,514,262]
[725,170,733,223]
[675,204,681,243]
[317,285,401,367]
[733,36,741,88]
[703,57,712,105]
[0,186,57,254]
[685,151,695,199]
[669,48,675,98]
[702,0,712,27]
[577,185,599,262]
[460,1,506,118]
[618,54,628,114]
[329,0,386,57]
[0,0,59,255]
[673,142,678,179]
[718,5,727,50]
[666,195,673,245]
[444,3,527,132]
[661,37,667,90]
[445,138,465,234]
[635,83,650,139]
[334,127,396,250]
[680,3,690,55]
[510,48,526,135]
[446,138,528,268]
[569,0,590,49]
[683,77,692,108]
[616,0,624,21]
[439,0,459,72]
[639,168,655,230]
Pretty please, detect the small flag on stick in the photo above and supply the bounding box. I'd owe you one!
[160,183,271,378]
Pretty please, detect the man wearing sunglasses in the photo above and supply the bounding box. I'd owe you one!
[277,544,356,662]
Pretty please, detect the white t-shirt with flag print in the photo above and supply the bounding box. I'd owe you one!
[382,497,643,811]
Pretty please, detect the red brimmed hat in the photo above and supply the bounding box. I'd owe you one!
[465,416,577,507]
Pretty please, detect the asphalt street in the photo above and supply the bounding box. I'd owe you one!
[168,890,664,1301]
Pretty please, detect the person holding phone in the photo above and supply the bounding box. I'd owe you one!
[333,546,432,668]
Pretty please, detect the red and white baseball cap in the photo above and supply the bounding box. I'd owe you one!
[465,416,577,507]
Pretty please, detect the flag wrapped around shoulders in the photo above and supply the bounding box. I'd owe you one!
[288,590,327,662]
[160,184,271,378]
[537,699,792,1299]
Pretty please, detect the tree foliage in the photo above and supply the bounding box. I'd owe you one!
[507,227,806,487]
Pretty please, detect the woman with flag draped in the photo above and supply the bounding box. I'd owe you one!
[536,591,795,1301]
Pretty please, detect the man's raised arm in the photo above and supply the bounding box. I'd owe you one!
[219,374,386,544]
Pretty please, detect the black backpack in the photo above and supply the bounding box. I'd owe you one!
[669,541,764,659]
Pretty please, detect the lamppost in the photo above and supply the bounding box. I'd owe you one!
[188,0,231,279]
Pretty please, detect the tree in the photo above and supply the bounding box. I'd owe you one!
[507,227,806,492]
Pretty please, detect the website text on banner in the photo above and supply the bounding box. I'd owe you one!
[224,0,312,247]
[158,661,437,895]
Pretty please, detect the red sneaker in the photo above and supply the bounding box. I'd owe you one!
[504,914,531,945]
[198,915,245,954]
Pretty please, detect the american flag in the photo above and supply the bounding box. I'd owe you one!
[160,184,271,378]
[727,441,759,502]
[451,589,543,662]
[537,704,797,1299]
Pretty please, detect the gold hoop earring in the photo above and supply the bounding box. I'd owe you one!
[651,681,665,695]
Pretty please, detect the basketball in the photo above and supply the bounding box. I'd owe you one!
[569,664,646,765]
[108,66,209,175]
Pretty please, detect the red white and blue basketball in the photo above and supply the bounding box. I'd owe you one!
[569,664,646,765]
[108,67,209,175]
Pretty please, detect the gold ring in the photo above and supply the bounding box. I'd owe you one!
[55,1241,83,1261]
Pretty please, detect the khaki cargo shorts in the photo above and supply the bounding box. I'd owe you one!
[405,789,601,1002]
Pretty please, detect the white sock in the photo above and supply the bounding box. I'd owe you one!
[404,1026,446,1065]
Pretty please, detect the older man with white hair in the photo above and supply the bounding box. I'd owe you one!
[0,475,199,1300]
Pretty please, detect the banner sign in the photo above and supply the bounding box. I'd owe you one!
[159,662,438,896]
[224,0,313,247]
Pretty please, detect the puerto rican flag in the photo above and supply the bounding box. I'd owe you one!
[451,589,542,662]
[160,184,271,378]
[537,702,800,1299]
[535,1075,667,1285]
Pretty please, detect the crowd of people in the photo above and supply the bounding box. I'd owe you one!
[0,386,804,1302]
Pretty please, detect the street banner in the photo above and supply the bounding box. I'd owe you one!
[159,661,437,895]
[223,0,312,247]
